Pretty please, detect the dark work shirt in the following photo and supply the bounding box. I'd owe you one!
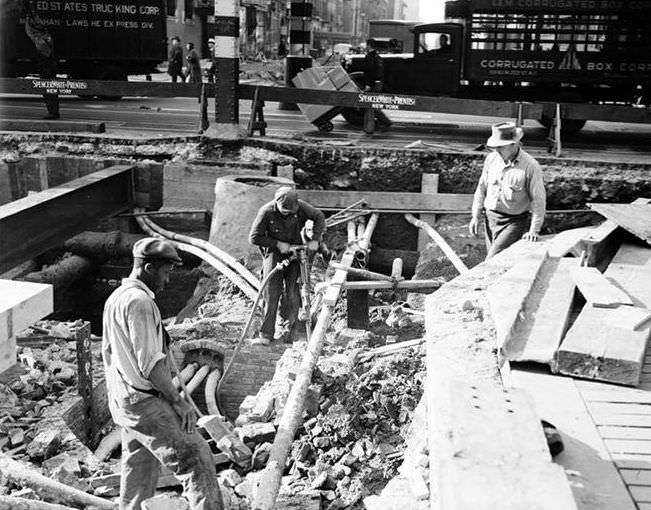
[363,49,384,87]
[249,200,326,252]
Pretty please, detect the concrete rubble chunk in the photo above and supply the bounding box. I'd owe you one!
[42,452,81,476]
[141,494,190,510]
[250,393,275,423]
[218,468,242,489]
[238,395,257,416]
[26,429,61,461]
[236,422,276,445]
[251,442,272,470]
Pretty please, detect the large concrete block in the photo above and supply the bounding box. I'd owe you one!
[0,280,53,373]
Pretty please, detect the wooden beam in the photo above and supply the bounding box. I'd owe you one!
[589,200,651,246]
[0,280,53,374]
[557,243,651,386]
[298,189,472,213]
[0,166,134,274]
[511,369,637,510]
[417,174,439,251]
[570,266,634,308]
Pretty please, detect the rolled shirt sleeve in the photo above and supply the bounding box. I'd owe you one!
[472,165,488,219]
[527,161,546,234]
[127,298,167,379]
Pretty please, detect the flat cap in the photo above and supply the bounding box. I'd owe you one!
[274,186,299,214]
[133,237,182,265]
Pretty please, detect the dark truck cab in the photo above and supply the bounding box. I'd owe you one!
[344,2,651,133]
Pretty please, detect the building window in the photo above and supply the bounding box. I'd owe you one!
[185,0,193,19]
[166,0,175,16]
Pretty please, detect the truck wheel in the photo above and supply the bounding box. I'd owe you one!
[341,107,364,126]
[97,66,127,100]
[318,121,334,132]
[540,91,587,135]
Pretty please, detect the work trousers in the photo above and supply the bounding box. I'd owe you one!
[116,396,223,510]
[260,251,300,340]
[484,209,530,259]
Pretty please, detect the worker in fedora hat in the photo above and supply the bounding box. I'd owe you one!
[102,237,223,509]
[249,186,326,345]
[469,122,546,259]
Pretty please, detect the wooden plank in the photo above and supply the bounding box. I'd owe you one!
[613,454,651,470]
[0,119,105,133]
[298,189,472,213]
[582,390,651,405]
[579,220,622,271]
[599,427,651,441]
[557,243,651,386]
[631,486,651,502]
[511,369,636,510]
[589,402,651,416]
[0,280,53,373]
[590,202,651,246]
[622,468,651,485]
[545,227,595,258]
[570,266,634,308]
[609,307,651,331]
[428,368,576,509]
[638,502,651,509]
[605,439,651,454]
[417,173,439,251]
[485,247,549,363]
[507,257,578,366]
[591,414,651,427]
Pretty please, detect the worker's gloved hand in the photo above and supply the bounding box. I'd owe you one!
[277,241,291,254]
[522,231,539,242]
[307,240,319,252]
[171,398,197,434]
[468,217,479,237]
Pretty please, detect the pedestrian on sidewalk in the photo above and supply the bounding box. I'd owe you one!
[469,122,546,259]
[24,0,59,120]
[249,187,326,345]
[102,238,223,510]
[185,42,202,83]
[206,38,216,84]
[168,36,185,83]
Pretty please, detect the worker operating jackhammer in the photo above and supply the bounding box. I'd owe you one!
[249,186,326,345]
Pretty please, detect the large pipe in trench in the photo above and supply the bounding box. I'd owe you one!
[253,213,379,510]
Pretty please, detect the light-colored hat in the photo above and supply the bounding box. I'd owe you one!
[208,38,215,45]
[486,122,524,147]
[133,237,182,265]
[274,186,299,214]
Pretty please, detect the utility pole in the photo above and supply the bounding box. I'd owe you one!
[279,0,313,110]
[206,0,241,138]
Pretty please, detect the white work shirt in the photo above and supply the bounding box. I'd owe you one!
[102,278,167,413]
[471,148,546,234]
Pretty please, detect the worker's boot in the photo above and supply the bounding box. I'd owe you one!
[541,419,564,457]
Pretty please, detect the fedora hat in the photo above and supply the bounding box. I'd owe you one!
[486,122,523,147]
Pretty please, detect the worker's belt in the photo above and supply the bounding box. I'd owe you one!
[487,209,530,219]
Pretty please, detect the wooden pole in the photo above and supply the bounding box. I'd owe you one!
[0,496,76,510]
[329,263,394,281]
[0,453,116,509]
[405,213,469,274]
[253,242,362,509]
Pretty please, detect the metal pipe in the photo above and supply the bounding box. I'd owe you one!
[358,213,379,252]
[253,246,357,510]
[204,368,223,417]
[347,220,357,243]
[404,213,469,274]
[356,217,366,240]
[137,210,260,291]
[329,262,394,281]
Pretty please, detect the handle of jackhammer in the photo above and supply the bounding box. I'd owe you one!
[167,351,204,418]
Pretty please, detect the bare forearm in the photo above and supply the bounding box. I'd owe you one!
[148,359,181,404]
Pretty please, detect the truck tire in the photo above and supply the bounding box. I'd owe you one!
[97,66,127,100]
[540,91,587,135]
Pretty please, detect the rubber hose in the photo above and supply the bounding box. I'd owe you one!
[183,364,211,398]
[204,368,223,416]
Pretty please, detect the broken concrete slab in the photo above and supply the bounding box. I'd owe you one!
[237,422,276,445]
[141,494,189,510]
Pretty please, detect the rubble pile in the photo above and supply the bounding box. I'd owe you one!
[228,339,425,509]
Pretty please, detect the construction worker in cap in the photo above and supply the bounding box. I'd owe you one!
[469,122,546,259]
[102,237,223,510]
[249,186,326,344]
